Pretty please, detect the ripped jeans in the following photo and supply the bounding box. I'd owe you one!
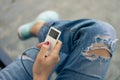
[0,19,117,80]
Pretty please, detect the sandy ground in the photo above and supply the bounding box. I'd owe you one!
[0,0,120,80]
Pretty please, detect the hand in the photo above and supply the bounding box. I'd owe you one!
[33,40,62,80]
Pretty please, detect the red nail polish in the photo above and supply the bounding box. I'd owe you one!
[44,41,49,45]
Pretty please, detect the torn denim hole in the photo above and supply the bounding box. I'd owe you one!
[19,54,34,62]
[95,35,110,44]
[82,51,99,61]
[111,39,118,47]
[82,35,111,61]
[110,38,118,52]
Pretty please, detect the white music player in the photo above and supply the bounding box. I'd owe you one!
[44,27,61,56]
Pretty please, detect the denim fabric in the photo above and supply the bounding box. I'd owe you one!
[0,19,117,80]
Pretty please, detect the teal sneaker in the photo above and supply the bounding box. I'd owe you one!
[18,10,59,40]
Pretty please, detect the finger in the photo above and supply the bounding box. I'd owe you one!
[47,40,62,63]
[36,42,45,48]
[38,41,50,57]
[50,40,62,56]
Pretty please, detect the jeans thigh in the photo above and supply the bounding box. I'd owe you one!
[55,19,117,80]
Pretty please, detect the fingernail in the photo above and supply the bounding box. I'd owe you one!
[44,41,50,45]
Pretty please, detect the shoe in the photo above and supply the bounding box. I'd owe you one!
[18,10,59,40]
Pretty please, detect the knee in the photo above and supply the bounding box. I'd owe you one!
[76,19,118,59]
[83,19,118,50]
[84,19,116,36]
[72,19,117,42]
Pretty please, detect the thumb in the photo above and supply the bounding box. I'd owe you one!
[50,40,62,56]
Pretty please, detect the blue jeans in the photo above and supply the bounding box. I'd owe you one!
[0,19,117,80]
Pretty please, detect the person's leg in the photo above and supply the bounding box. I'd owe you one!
[30,22,45,36]
[0,56,33,80]
[1,18,117,80]
[52,19,118,80]
[22,18,117,80]
[18,10,59,40]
